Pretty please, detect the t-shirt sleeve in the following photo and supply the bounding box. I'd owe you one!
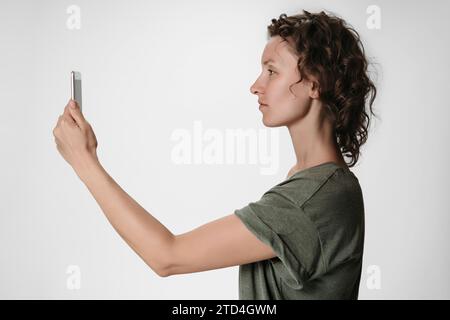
[234,186,325,290]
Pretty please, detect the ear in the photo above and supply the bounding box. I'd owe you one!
[308,79,320,99]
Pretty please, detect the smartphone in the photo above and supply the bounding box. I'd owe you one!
[70,71,82,112]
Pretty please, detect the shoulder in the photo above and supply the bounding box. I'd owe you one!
[260,165,365,273]
[269,164,357,208]
[266,165,364,223]
[301,167,364,218]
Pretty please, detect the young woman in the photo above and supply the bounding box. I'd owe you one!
[53,9,377,300]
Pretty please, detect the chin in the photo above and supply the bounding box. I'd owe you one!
[262,117,283,127]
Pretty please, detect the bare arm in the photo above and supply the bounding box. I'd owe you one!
[77,158,175,277]
[165,213,277,276]
[76,158,277,278]
[55,102,276,278]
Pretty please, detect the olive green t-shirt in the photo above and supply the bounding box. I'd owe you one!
[234,162,365,300]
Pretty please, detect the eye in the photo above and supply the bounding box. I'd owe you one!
[268,69,275,76]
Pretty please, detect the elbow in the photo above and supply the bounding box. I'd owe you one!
[152,245,174,278]
[151,234,176,278]
[143,237,175,278]
[156,265,171,278]
[137,253,172,278]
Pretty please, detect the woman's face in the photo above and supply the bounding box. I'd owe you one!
[250,35,318,127]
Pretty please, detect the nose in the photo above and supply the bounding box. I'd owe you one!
[250,79,263,95]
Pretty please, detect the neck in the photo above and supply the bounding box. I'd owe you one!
[287,101,345,171]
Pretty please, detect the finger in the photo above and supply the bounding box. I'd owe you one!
[61,117,75,129]
[61,102,79,129]
[54,136,63,151]
[56,143,63,154]
[63,104,71,116]
[53,116,64,138]
[53,126,59,137]
[62,111,77,127]
[55,115,67,135]
[68,99,87,129]
[63,104,77,122]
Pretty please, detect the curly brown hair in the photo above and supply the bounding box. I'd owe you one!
[267,10,379,168]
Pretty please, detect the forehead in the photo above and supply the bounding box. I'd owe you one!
[261,36,297,66]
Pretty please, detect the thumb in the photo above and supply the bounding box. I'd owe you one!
[68,99,86,126]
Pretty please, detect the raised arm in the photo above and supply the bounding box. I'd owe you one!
[76,158,276,278]
[54,101,276,279]
[76,159,175,277]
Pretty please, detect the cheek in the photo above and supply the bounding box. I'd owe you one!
[264,81,311,123]
[278,101,307,120]
[269,79,307,109]
[266,80,291,104]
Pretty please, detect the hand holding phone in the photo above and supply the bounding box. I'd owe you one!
[70,71,82,112]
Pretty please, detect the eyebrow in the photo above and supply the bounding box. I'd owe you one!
[262,58,277,66]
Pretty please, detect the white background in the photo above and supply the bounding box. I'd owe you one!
[1,0,449,299]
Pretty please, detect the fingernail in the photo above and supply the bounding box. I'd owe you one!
[70,101,76,108]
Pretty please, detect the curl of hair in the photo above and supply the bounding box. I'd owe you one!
[267,10,379,167]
